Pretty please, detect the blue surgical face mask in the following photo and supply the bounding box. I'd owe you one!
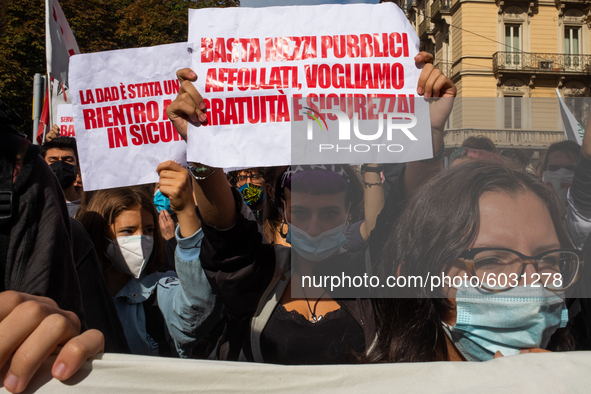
[154,189,173,214]
[287,223,347,261]
[442,284,568,361]
[284,202,348,261]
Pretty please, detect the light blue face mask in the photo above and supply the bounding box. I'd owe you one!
[284,202,348,261]
[153,189,173,214]
[442,284,568,361]
[287,222,347,261]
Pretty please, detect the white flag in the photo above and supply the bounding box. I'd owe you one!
[46,0,80,88]
[556,88,584,145]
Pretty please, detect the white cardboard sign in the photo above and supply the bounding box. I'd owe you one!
[186,3,430,167]
[69,43,191,191]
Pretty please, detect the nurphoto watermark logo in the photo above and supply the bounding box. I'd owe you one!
[291,95,432,165]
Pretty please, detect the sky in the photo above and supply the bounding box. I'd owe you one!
[240,0,379,7]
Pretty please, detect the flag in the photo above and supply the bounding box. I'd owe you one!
[556,88,584,145]
[36,85,50,144]
[46,0,80,88]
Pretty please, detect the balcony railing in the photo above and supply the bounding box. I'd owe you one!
[444,128,565,149]
[431,0,451,19]
[435,61,452,77]
[555,0,590,5]
[493,52,591,74]
[419,18,434,38]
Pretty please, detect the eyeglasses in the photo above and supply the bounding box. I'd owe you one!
[458,247,584,292]
[237,173,264,185]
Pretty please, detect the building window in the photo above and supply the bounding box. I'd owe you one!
[504,96,522,129]
[565,27,581,69]
[565,97,584,125]
[505,24,521,66]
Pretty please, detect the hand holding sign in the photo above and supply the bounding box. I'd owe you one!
[166,70,205,141]
[157,160,200,238]
[46,124,60,142]
[414,52,456,132]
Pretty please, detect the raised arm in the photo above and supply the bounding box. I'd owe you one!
[156,161,222,357]
[166,69,236,229]
[566,109,591,249]
[583,116,591,161]
[157,160,200,237]
[359,164,386,242]
[404,52,456,197]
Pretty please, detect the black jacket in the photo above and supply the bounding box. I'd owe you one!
[0,133,84,324]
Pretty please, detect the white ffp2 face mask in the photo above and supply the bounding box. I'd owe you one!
[542,168,574,210]
[106,235,154,279]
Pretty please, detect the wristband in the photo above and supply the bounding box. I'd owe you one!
[360,164,384,177]
[187,163,217,181]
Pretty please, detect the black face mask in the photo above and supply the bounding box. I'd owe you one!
[49,161,77,190]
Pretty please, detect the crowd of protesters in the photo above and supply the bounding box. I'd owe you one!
[0,51,590,393]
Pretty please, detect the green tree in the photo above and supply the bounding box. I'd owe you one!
[0,0,239,138]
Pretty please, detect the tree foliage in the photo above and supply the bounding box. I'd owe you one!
[0,0,239,137]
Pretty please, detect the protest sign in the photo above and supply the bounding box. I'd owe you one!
[57,104,75,137]
[187,3,432,167]
[70,43,190,191]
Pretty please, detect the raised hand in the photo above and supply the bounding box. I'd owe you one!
[166,69,207,141]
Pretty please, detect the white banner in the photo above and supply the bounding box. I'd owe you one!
[186,3,429,167]
[556,89,584,145]
[69,43,191,191]
[46,0,80,88]
[57,104,75,137]
[11,352,591,393]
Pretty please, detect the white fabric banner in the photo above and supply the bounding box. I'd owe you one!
[69,43,191,191]
[6,352,591,393]
[186,3,429,167]
[46,0,80,88]
[57,104,75,137]
[556,89,584,145]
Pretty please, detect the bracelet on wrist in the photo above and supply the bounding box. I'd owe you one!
[187,162,217,181]
[360,164,384,177]
[364,181,383,188]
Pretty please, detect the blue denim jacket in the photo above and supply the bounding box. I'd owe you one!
[113,227,222,357]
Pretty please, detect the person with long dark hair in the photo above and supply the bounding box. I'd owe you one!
[77,164,222,357]
[365,161,582,362]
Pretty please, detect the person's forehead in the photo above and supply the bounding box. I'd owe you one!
[547,150,578,166]
[46,147,75,158]
[474,190,558,252]
[289,190,347,208]
[239,169,261,175]
[115,208,153,225]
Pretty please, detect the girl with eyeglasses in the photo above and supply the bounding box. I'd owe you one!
[364,161,583,363]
